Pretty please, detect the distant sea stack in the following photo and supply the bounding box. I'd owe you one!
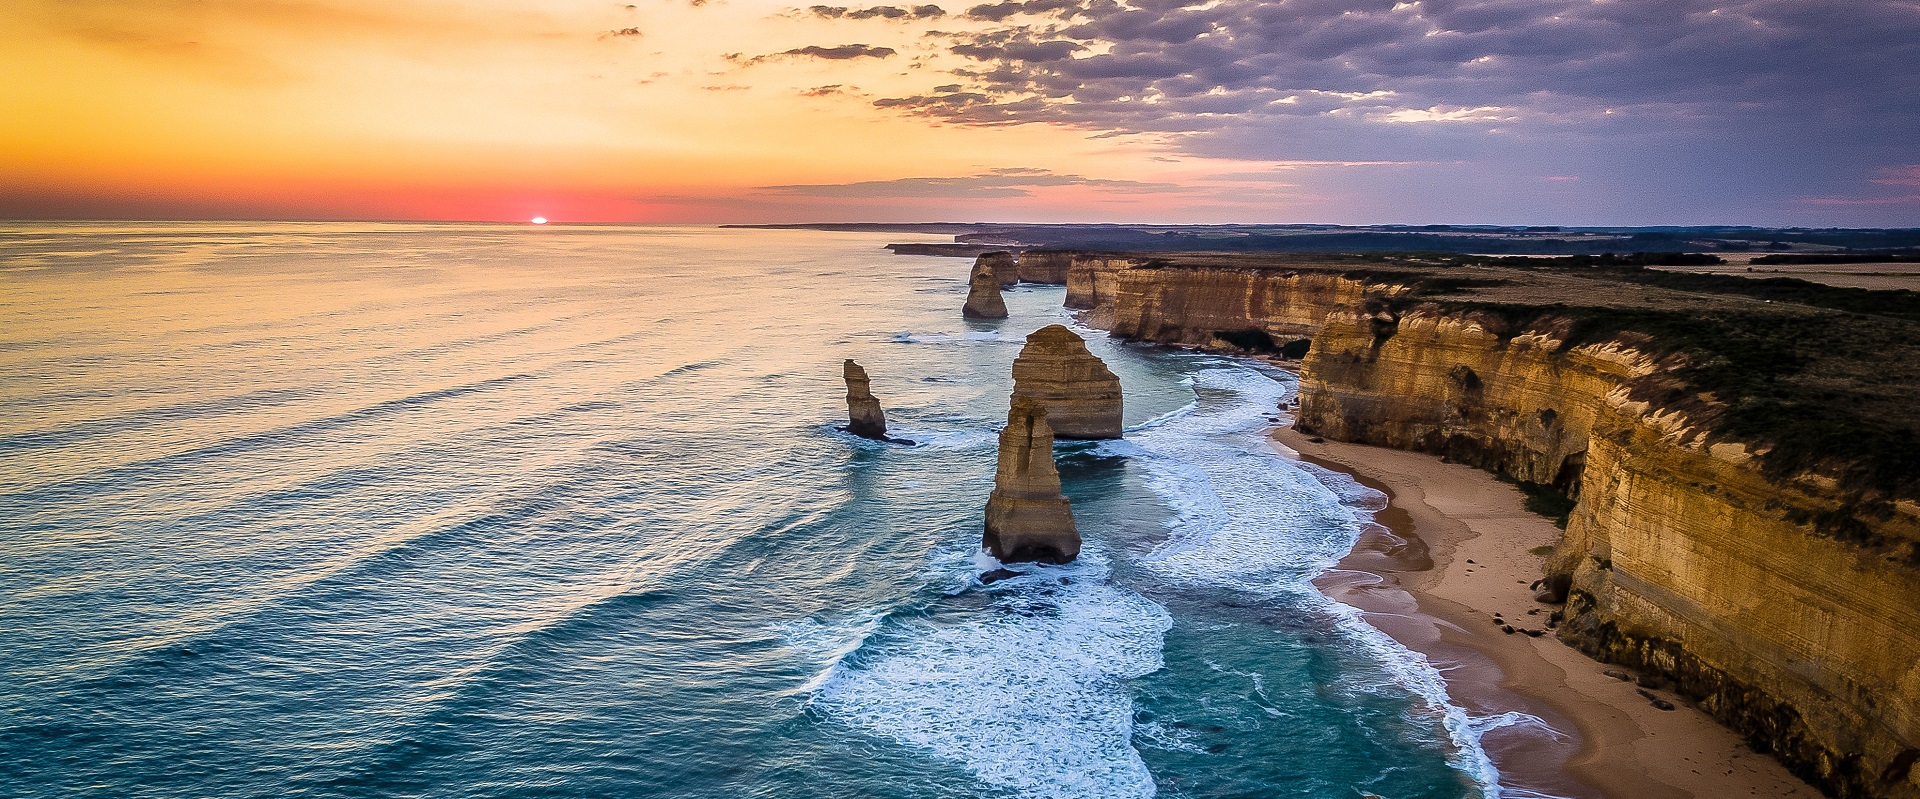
[841,359,889,440]
[1015,250,1075,285]
[1011,325,1123,439]
[979,251,1020,287]
[983,396,1080,564]
[962,258,1009,319]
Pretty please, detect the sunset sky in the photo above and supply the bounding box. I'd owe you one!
[4,0,1917,225]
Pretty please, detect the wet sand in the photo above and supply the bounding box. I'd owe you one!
[1272,426,1822,799]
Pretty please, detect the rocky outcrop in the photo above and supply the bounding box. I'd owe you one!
[1068,255,1920,799]
[1297,306,1920,799]
[842,359,889,440]
[1011,325,1123,439]
[984,396,1080,564]
[1014,250,1076,284]
[963,258,1009,319]
[978,251,1020,287]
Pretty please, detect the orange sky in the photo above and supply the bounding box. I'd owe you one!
[5,0,1915,225]
[2,0,1256,222]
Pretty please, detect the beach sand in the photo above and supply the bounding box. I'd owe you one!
[1272,426,1823,799]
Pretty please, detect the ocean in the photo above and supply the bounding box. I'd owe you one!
[2,223,1512,798]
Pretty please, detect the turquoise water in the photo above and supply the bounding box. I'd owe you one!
[3,223,1499,798]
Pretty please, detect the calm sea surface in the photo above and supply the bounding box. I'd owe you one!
[3,223,1517,798]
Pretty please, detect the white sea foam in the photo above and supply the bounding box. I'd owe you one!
[1125,364,1567,799]
[889,331,1026,345]
[805,550,1171,799]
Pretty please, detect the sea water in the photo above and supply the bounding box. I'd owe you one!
[1,223,1509,798]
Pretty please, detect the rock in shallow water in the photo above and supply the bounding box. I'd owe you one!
[961,258,1008,319]
[842,359,888,440]
[1010,325,1122,440]
[983,396,1080,564]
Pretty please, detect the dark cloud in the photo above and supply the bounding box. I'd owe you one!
[784,43,898,59]
[801,84,848,96]
[809,4,945,19]
[759,167,1182,198]
[602,26,643,37]
[835,0,1920,222]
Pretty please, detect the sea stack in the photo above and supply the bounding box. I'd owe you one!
[842,359,888,440]
[1011,325,1123,439]
[978,251,1020,287]
[962,258,1009,319]
[983,396,1080,564]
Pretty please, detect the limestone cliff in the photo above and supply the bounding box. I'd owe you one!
[984,396,1080,564]
[842,359,888,440]
[1014,250,1075,284]
[1063,250,1920,799]
[962,257,1008,319]
[1011,325,1123,439]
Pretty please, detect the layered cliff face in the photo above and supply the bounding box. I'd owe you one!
[962,258,1008,319]
[984,396,1080,564]
[1296,305,1920,799]
[1013,250,1075,284]
[1058,252,1403,349]
[1068,252,1920,799]
[842,359,888,439]
[1010,325,1123,439]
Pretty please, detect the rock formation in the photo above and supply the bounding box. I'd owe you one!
[978,251,1020,287]
[1059,248,1920,799]
[842,359,888,439]
[1011,325,1123,439]
[962,257,1009,319]
[983,397,1080,564]
[1014,250,1075,284]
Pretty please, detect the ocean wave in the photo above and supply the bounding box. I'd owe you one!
[800,548,1171,799]
[888,331,1026,345]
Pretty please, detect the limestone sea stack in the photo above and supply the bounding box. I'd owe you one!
[978,251,1020,287]
[842,359,888,439]
[983,396,1080,564]
[962,258,1009,319]
[1011,325,1123,439]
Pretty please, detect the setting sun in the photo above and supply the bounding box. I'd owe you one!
[530,216,548,225]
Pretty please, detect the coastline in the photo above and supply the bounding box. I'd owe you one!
[1269,424,1822,799]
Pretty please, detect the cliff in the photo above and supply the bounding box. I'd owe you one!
[962,257,1008,319]
[841,359,889,440]
[1013,250,1075,284]
[1059,249,1920,799]
[984,396,1080,564]
[1010,325,1123,439]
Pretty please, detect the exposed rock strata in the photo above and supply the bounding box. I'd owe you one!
[1013,250,1076,284]
[983,397,1080,564]
[1010,325,1123,439]
[842,359,888,440]
[962,258,1008,319]
[978,251,1020,287]
[1057,249,1920,799]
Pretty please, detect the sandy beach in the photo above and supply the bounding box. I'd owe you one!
[1271,425,1823,799]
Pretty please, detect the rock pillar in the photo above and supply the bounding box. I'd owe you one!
[843,359,888,440]
[962,258,1009,319]
[1011,325,1123,439]
[983,396,1080,564]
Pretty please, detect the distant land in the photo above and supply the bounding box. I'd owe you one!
[724,223,1920,256]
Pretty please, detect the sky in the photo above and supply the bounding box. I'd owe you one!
[3,0,1918,225]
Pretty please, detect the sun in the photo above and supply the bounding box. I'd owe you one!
[530,216,548,225]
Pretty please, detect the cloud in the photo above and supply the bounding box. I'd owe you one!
[801,84,849,96]
[1873,166,1920,187]
[808,4,946,19]
[758,167,1181,198]
[784,43,898,59]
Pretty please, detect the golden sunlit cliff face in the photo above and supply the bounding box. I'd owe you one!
[0,0,1214,221]
[1058,251,1920,799]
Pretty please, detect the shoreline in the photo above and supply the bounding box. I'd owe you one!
[1269,424,1822,799]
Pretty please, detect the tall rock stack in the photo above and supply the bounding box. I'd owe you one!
[1014,250,1075,284]
[1011,325,1123,439]
[984,396,1080,564]
[842,359,889,440]
[978,251,1020,287]
[962,258,1009,319]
